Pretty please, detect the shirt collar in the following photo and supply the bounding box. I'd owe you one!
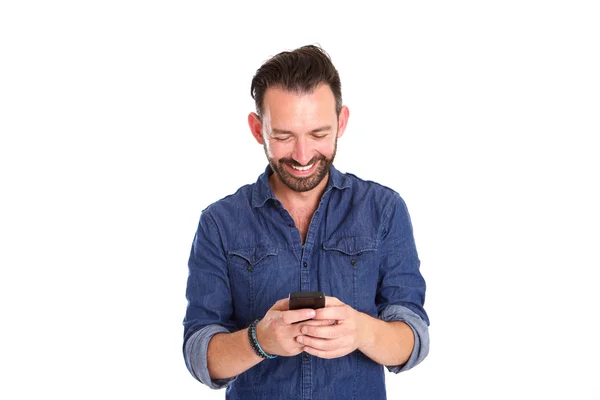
[251,164,350,208]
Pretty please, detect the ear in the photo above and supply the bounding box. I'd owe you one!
[336,106,350,139]
[248,112,264,145]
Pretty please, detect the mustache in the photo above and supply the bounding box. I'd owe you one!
[279,155,325,168]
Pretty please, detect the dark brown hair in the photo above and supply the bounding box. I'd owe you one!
[250,44,342,118]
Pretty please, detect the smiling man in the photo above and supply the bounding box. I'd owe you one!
[183,45,430,399]
[255,84,342,195]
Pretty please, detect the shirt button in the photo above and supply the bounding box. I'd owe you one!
[350,259,357,266]
[288,223,294,227]
[303,353,310,361]
[247,265,254,272]
[303,262,308,268]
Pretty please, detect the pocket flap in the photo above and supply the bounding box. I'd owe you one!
[322,236,377,256]
[228,247,278,265]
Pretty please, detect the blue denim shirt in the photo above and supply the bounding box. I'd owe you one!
[183,165,429,400]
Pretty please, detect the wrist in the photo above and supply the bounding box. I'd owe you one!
[356,312,377,351]
[248,319,277,359]
[254,320,271,355]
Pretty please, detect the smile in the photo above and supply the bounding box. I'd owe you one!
[291,163,314,171]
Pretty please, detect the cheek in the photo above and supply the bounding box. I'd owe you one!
[315,139,336,157]
[266,140,290,159]
[264,140,273,158]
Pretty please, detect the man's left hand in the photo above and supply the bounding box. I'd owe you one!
[296,296,372,359]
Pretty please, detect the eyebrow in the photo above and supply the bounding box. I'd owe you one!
[272,125,332,135]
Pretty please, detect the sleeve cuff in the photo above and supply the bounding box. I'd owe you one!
[184,324,237,389]
[379,304,430,373]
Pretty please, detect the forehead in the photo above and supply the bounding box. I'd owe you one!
[262,84,337,127]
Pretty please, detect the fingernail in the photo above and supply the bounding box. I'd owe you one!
[309,310,316,318]
[301,327,308,334]
[297,336,303,344]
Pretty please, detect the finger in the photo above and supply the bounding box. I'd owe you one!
[292,319,335,337]
[302,345,354,359]
[281,308,316,325]
[324,296,344,307]
[301,319,337,327]
[296,335,350,351]
[299,324,340,339]
[314,305,348,320]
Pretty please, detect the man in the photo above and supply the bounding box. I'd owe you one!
[183,45,429,399]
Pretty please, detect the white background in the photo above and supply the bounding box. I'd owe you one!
[1,1,599,399]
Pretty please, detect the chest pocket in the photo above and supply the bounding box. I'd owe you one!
[322,236,377,256]
[227,246,278,322]
[228,247,278,270]
[321,236,378,310]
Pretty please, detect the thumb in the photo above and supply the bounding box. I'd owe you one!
[270,298,290,311]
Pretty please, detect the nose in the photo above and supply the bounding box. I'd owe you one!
[292,136,312,166]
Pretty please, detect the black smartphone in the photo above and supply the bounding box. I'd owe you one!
[288,291,326,310]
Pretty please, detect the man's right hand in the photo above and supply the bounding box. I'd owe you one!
[255,298,334,357]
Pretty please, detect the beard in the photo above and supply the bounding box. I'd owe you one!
[265,138,337,193]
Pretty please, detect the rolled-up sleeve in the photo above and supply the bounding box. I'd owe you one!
[379,304,430,373]
[184,324,237,388]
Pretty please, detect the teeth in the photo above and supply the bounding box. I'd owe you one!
[292,163,314,171]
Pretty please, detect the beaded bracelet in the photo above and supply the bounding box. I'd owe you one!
[248,319,278,359]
